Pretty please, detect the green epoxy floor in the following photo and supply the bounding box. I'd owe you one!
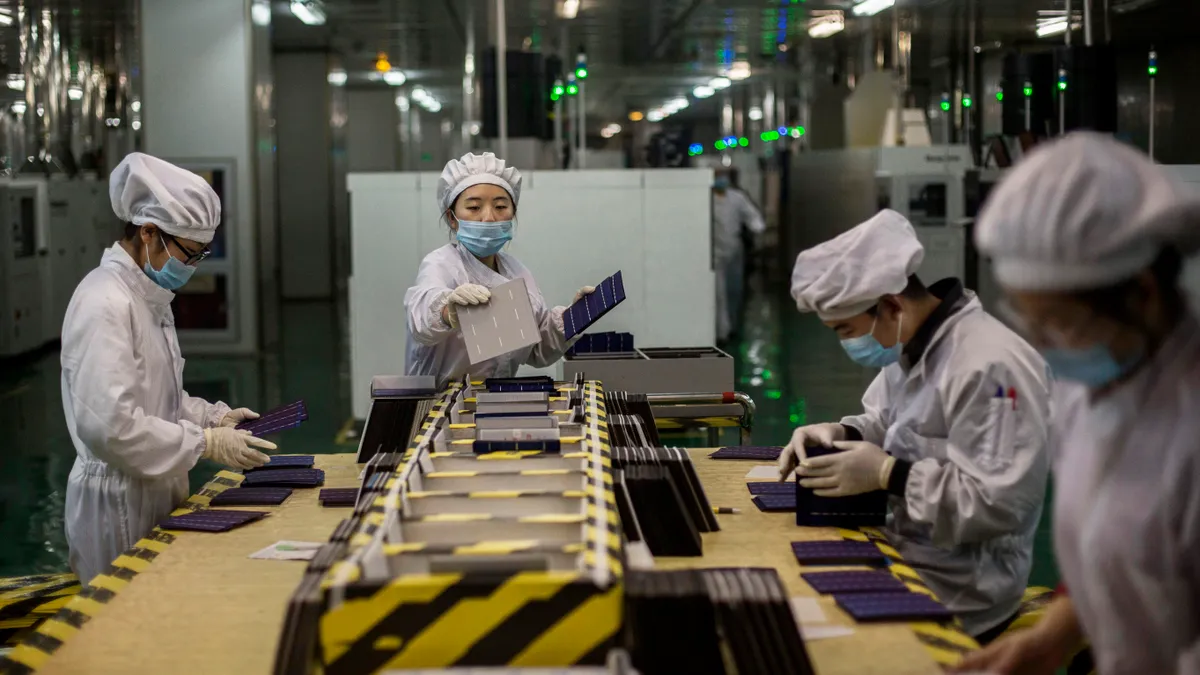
[0,279,1059,588]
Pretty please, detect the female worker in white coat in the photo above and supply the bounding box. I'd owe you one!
[955,134,1200,674]
[61,153,276,584]
[405,152,591,386]
[779,210,1051,641]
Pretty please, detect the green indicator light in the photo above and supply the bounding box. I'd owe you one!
[695,148,703,155]
[1024,86,1033,97]
[760,131,771,141]
[576,67,588,79]
[715,140,727,150]
[788,413,800,424]
[762,369,773,380]
[940,101,951,112]
[996,91,1003,102]
[550,93,559,101]
[738,137,749,147]
[553,85,564,96]
[1148,66,1158,76]
[796,126,805,136]
[567,84,578,95]
[962,96,972,108]
[766,390,782,400]
[1058,81,1067,91]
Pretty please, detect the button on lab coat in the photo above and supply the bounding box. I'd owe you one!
[1051,315,1200,674]
[60,244,230,584]
[404,242,571,388]
[840,293,1051,635]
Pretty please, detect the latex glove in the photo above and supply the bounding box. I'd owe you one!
[950,629,1069,675]
[797,440,895,497]
[219,408,259,428]
[444,283,492,329]
[777,423,845,480]
[572,285,596,304]
[202,427,277,470]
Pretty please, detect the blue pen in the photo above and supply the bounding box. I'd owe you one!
[996,386,1004,399]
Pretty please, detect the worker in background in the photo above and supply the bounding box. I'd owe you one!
[61,153,276,584]
[405,152,594,387]
[955,133,1200,674]
[779,209,1051,641]
[713,167,765,344]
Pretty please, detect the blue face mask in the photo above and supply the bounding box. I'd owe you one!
[143,235,197,291]
[840,313,903,368]
[456,219,513,257]
[713,178,730,190]
[1039,344,1143,389]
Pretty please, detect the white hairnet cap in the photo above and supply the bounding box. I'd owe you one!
[110,153,221,245]
[975,132,1200,291]
[791,209,925,321]
[437,152,522,212]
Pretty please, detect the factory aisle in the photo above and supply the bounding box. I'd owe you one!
[0,280,1057,587]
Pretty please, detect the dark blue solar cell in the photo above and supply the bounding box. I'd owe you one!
[209,487,293,506]
[710,446,783,460]
[747,482,793,495]
[751,494,796,512]
[564,271,627,340]
[790,541,887,566]
[835,592,954,622]
[801,571,909,595]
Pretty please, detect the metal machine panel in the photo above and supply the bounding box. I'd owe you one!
[0,183,47,356]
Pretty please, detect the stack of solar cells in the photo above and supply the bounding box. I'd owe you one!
[209,487,293,506]
[710,446,784,461]
[563,270,626,340]
[794,446,887,527]
[747,481,796,512]
[472,440,562,454]
[482,376,555,393]
[160,509,268,532]
[244,455,315,472]
[242,468,326,488]
[237,401,308,436]
[318,488,359,508]
[625,567,815,675]
[799,568,955,623]
[566,331,635,356]
[356,397,435,463]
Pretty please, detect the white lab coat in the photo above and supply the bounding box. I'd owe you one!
[1051,315,1200,674]
[405,242,571,387]
[61,244,230,584]
[713,188,765,341]
[840,292,1051,636]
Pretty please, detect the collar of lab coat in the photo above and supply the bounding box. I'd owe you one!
[102,242,177,309]
[900,278,971,371]
[453,240,515,287]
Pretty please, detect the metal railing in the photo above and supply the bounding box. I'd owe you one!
[645,391,756,446]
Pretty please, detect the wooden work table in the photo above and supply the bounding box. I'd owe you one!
[31,451,940,675]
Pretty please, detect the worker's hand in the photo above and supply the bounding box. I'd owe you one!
[572,285,596,304]
[202,427,277,470]
[950,627,1071,675]
[777,423,845,480]
[797,440,894,497]
[444,283,492,329]
[219,408,259,428]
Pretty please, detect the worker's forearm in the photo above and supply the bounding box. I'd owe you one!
[1037,596,1084,648]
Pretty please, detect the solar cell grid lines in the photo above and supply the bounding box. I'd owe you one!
[160,509,269,532]
[457,278,540,364]
[563,270,626,340]
[835,592,954,623]
[790,540,888,566]
[801,570,909,595]
[236,400,309,436]
[208,487,293,506]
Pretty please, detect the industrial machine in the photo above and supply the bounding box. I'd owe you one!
[785,145,974,290]
[0,181,48,356]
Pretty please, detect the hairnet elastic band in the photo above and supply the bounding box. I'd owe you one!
[812,299,878,322]
[991,243,1158,291]
[127,215,214,245]
[443,175,516,212]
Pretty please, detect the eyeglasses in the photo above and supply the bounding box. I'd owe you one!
[163,232,212,265]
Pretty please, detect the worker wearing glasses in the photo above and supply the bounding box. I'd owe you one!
[955,133,1200,673]
[60,153,275,584]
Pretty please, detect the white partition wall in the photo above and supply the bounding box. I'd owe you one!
[348,168,715,417]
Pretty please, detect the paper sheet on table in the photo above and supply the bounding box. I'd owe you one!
[249,540,323,561]
[745,465,788,480]
[801,625,856,641]
[790,596,827,624]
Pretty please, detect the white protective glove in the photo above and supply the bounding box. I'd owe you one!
[202,427,277,470]
[777,422,846,480]
[219,408,259,428]
[797,440,896,497]
[444,283,492,329]
[572,285,596,304]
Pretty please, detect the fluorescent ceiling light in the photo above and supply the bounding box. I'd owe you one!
[67,86,83,101]
[11,101,25,114]
[556,0,580,19]
[395,95,410,111]
[709,77,732,90]
[251,2,271,26]
[663,97,689,113]
[725,61,751,81]
[411,87,429,102]
[383,70,407,86]
[646,110,664,122]
[425,100,442,113]
[852,0,895,17]
[0,10,14,26]
[1036,18,1069,37]
[693,85,715,99]
[808,11,844,38]
[605,123,621,134]
[290,0,326,26]
[6,75,23,91]
[748,107,763,121]
[327,69,347,86]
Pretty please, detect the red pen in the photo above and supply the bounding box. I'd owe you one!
[1007,387,1017,411]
